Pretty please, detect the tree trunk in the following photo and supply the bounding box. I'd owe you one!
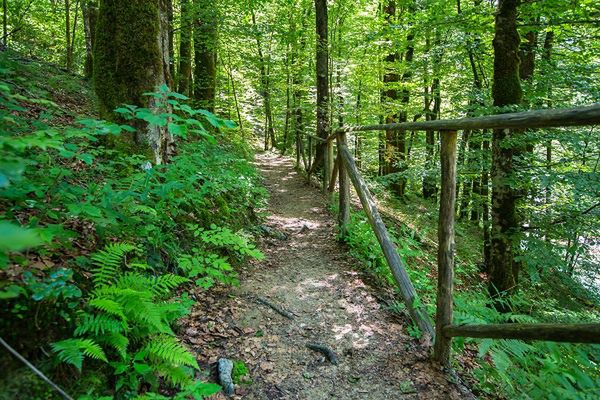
[93,0,172,164]
[193,0,217,112]
[82,0,98,80]
[489,0,523,310]
[176,0,192,95]
[382,1,399,177]
[311,0,329,172]
[250,7,275,150]
[2,0,7,47]
[65,0,72,70]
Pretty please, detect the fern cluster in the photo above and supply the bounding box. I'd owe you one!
[52,243,198,393]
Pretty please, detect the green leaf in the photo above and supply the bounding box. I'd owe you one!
[0,222,45,252]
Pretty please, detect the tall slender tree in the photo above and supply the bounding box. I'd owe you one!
[488,0,523,309]
[193,0,217,112]
[311,0,329,171]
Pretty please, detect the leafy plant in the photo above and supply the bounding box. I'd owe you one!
[51,243,207,395]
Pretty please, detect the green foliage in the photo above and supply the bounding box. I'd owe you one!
[232,360,252,385]
[52,243,200,394]
[1,58,263,398]
[179,224,264,289]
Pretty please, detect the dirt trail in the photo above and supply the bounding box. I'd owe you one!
[184,152,468,399]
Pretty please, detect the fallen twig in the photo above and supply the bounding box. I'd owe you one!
[306,342,339,365]
[253,296,295,320]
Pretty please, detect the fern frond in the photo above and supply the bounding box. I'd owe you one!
[151,274,189,295]
[114,287,172,334]
[52,338,108,371]
[157,300,191,323]
[89,297,127,322]
[91,243,136,286]
[155,363,192,387]
[142,336,198,369]
[98,332,129,360]
[75,313,125,336]
[114,272,154,293]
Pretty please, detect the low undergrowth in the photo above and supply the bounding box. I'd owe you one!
[334,192,600,399]
[0,54,266,399]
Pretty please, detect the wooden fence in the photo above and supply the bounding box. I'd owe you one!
[306,103,600,366]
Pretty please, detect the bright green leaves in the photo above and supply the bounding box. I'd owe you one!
[179,224,264,289]
[53,243,196,392]
[51,338,108,371]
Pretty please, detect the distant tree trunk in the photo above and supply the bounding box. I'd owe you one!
[65,0,72,70]
[282,42,292,155]
[193,0,217,112]
[176,0,192,95]
[311,0,329,172]
[482,135,491,267]
[382,1,399,178]
[541,30,554,205]
[489,0,523,310]
[250,7,275,150]
[225,55,243,133]
[423,31,441,199]
[393,24,414,197]
[94,0,172,164]
[82,0,98,79]
[166,0,174,76]
[2,0,7,47]
[355,79,362,169]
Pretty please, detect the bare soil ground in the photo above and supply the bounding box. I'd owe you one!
[181,152,470,399]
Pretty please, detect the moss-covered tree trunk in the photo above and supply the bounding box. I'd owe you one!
[382,1,399,178]
[193,0,217,112]
[489,0,523,310]
[93,0,173,164]
[177,0,193,96]
[82,0,98,79]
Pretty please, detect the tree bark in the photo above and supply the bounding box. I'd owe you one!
[94,0,172,164]
[176,0,192,95]
[311,0,329,172]
[193,0,217,112]
[250,7,276,150]
[382,1,399,179]
[82,0,98,79]
[489,0,523,310]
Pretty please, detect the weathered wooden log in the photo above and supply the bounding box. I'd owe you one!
[337,132,350,237]
[443,323,600,343]
[336,104,600,134]
[337,143,435,338]
[433,130,458,366]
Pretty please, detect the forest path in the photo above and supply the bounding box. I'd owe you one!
[185,152,467,399]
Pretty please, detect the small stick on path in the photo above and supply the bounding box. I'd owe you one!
[252,296,295,320]
[306,342,339,365]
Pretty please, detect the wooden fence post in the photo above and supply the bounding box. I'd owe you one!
[338,143,435,337]
[434,130,458,366]
[337,132,350,237]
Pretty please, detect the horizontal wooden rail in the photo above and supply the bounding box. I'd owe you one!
[337,142,435,338]
[443,323,600,344]
[335,104,600,133]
